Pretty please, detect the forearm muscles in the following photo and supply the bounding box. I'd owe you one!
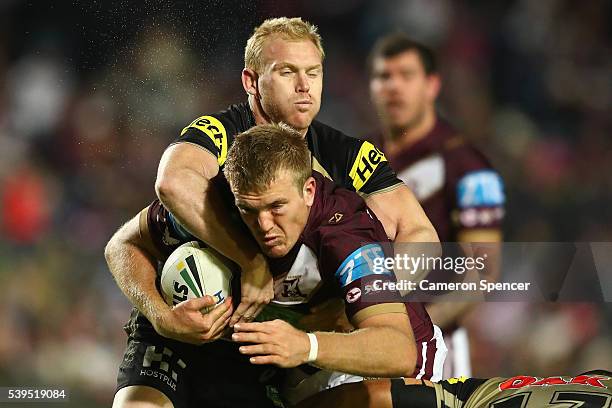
[156,145,261,269]
[313,326,415,377]
[105,222,169,326]
[365,185,439,244]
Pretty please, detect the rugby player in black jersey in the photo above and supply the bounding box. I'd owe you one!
[152,17,437,329]
[106,124,444,407]
[296,370,612,408]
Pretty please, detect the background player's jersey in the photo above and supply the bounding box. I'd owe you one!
[176,103,402,195]
[147,172,439,379]
[392,373,612,408]
[372,119,505,241]
[434,374,612,408]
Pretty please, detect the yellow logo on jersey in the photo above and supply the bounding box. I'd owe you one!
[447,376,469,384]
[181,116,228,166]
[348,141,387,191]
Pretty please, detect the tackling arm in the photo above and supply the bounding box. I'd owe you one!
[155,143,272,324]
[365,184,439,244]
[155,143,264,270]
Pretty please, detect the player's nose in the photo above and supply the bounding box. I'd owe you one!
[257,211,275,233]
[296,72,310,93]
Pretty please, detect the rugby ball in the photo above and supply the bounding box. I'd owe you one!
[160,241,234,313]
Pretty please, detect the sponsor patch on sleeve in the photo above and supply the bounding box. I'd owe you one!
[456,170,505,208]
[348,141,387,191]
[181,115,228,166]
[335,243,392,287]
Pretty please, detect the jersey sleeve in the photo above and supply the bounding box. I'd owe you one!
[310,121,403,195]
[347,139,403,195]
[448,146,506,230]
[173,114,235,167]
[144,199,198,259]
[318,223,406,325]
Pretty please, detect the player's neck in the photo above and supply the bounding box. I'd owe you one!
[385,108,436,155]
[249,95,270,126]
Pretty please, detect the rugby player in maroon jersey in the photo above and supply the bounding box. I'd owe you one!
[106,123,444,407]
[225,125,443,404]
[368,33,505,377]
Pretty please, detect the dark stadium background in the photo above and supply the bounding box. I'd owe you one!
[0,0,610,406]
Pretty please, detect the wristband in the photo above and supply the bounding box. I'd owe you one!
[306,332,318,363]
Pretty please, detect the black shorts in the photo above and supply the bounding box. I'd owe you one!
[116,325,283,408]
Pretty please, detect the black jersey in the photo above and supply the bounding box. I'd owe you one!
[176,103,402,194]
[123,104,402,337]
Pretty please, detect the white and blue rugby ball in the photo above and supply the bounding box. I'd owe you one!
[160,241,234,313]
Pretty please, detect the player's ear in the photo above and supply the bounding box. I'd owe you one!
[426,73,441,101]
[242,68,259,97]
[303,177,316,207]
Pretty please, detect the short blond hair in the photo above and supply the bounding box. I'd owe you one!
[223,123,312,194]
[245,17,325,73]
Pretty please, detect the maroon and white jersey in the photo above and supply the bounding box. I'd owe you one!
[145,171,441,379]
[371,119,504,377]
[373,119,505,242]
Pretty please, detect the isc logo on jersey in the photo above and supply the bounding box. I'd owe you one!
[160,242,233,313]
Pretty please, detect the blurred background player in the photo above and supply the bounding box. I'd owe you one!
[368,33,505,378]
[296,370,612,408]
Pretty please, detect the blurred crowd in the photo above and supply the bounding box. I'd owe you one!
[0,1,610,406]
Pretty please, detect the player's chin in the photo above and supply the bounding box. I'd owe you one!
[263,244,289,258]
[287,112,316,131]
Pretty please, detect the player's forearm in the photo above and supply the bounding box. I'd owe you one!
[395,225,439,245]
[313,326,416,377]
[156,149,262,270]
[104,233,169,326]
[365,185,439,244]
